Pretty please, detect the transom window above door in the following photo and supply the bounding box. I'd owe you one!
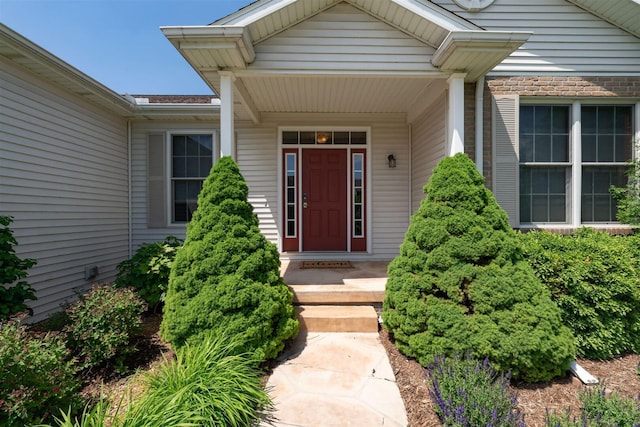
[282,130,367,145]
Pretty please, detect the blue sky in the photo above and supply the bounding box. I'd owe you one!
[1,0,253,94]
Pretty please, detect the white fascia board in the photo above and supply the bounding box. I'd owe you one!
[390,0,480,32]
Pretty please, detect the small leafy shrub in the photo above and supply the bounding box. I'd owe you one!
[115,236,182,310]
[383,153,575,382]
[545,386,640,427]
[64,284,146,370]
[161,157,298,361]
[0,215,37,320]
[123,331,272,427]
[519,228,640,359]
[426,354,524,427]
[611,154,640,225]
[0,316,80,426]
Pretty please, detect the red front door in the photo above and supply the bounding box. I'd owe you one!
[302,149,347,251]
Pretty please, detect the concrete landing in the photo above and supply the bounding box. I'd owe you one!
[261,332,408,427]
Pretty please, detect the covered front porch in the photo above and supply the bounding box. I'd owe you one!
[162,0,529,258]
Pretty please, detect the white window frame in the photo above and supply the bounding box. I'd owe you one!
[518,100,638,229]
[166,130,218,226]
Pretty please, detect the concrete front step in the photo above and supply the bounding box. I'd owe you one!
[297,305,379,333]
[290,283,385,305]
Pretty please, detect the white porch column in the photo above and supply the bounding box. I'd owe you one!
[447,73,466,156]
[219,72,236,159]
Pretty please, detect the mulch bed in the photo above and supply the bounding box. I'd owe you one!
[379,328,640,427]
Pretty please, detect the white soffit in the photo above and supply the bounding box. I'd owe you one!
[567,0,640,39]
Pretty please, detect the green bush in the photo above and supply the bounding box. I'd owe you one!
[546,386,640,426]
[0,215,37,320]
[161,157,298,361]
[0,316,80,426]
[519,229,640,359]
[115,236,182,311]
[64,284,146,370]
[123,331,272,427]
[611,155,640,226]
[427,354,524,426]
[383,153,575,382]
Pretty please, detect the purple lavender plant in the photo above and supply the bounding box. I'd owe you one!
[426,353,524,427]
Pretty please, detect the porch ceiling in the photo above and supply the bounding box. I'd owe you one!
[219,74,446,118]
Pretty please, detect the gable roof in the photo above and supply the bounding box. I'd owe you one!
[0,23,134,115]
[162,0,530,82]
[567,0,640,39]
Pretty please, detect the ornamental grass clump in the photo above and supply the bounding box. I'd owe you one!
[122,331,272,427]
[519,229,640,359]
[383,153,575,382]
[427,354,524,427]
[161,156,298,361]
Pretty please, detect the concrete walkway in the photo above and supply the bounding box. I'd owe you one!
[261,332,408,427]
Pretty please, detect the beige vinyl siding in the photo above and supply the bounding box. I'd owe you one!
[432,0,640,74]
[252,2,436,72]
[130,121,217,248]
[236,124,280,245]
[410,92,447,214]
[0,57,128,321]
[370,121,410,258]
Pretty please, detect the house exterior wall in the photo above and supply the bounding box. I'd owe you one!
[253,112,410,259]
[0,56,129,321]
[432,0,640,74]
[132,113,410,260]
[484,76,640,231]
[130,120,219,249]
[411,92,447,213]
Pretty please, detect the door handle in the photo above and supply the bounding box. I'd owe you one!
[303,192,308,208]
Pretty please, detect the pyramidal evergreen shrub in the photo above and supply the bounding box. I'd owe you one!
[382,153,575,382]
[160,157,298,361]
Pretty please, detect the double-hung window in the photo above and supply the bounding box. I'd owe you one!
[171,133,214,223]
[580,106,632,222]
[518,103,634,226]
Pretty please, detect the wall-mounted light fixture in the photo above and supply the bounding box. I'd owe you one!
[387,154,396,168]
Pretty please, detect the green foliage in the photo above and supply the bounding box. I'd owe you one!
[0,215,37,320]
[0,316,80,426]
[383,153,575,382]
[116,236,182,310]
[545,386,640,427]
[123,331,272,427]
[519,229,640,359]
[426,354,524,426]
[611,154,640,226]
[64,284,147,370]
[161,157,298,361]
